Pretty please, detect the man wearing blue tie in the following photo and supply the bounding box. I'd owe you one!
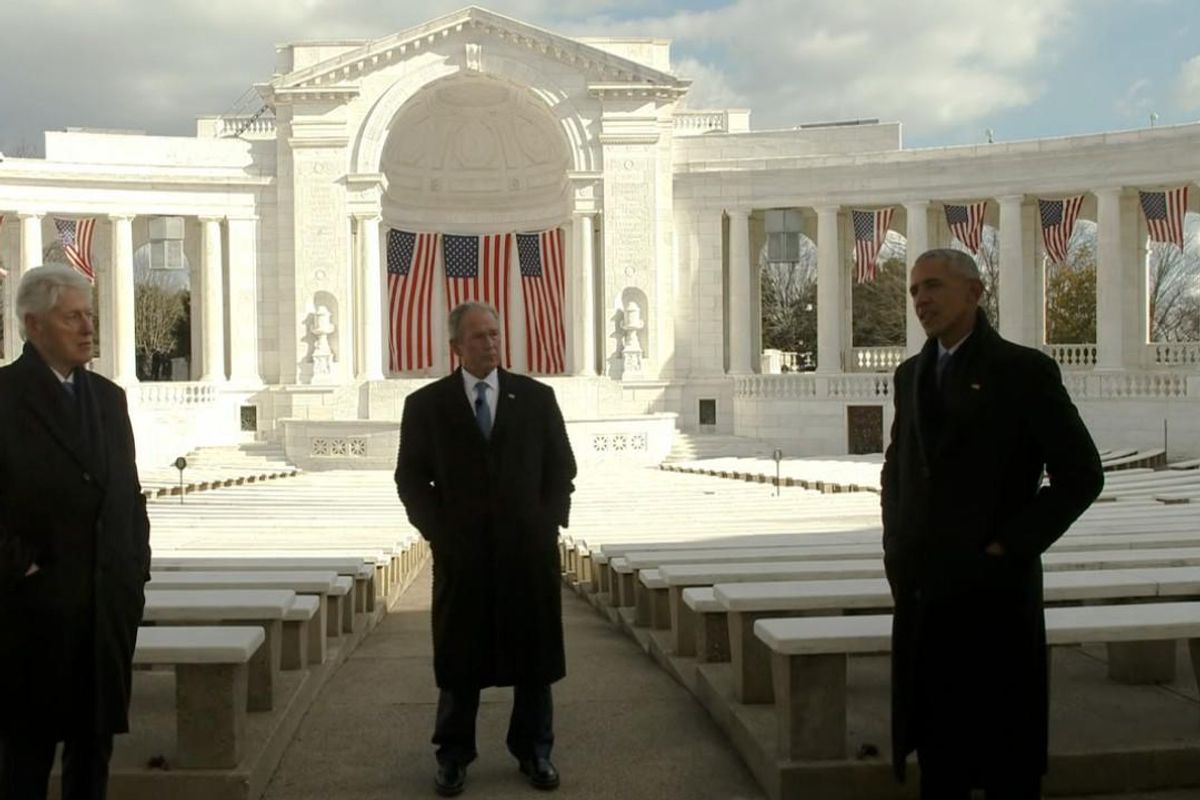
[0,264,151,799]
[396,302,576,796]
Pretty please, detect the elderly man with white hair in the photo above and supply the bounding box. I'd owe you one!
[0,264,150,800]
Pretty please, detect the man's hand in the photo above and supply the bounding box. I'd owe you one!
[23,562,39,577]
[984,542,1005,557]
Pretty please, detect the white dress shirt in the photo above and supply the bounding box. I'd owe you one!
[462,368,499,428]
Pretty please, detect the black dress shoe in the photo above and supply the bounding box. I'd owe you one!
[435,762,467,797]
[518,757,560,790]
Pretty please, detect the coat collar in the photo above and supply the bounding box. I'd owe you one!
[12,342,100,477]
[446,366,517,446]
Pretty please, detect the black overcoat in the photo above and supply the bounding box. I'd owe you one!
[881,311,1103,783]
[395,368,576,689]
[0,343,151,739]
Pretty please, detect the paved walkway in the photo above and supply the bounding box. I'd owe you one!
[262,565,765,800]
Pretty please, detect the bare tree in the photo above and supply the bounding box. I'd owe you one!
[852,232,908,347]
[760,236,818,368]
[134,266,189,380]
[950,226,1000,324]
[1148,213,1200,342]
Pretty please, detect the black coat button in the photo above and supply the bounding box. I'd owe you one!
[82,472,92,483]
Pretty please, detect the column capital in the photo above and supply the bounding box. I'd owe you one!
[224,213,259,223]
[996,194,1026,206]
[814,204,841,215]
[725,207,751,219]
[16,210,45,220]
[197,214,224,225]
[902,199,930,211]
[1092,186,1125,198]
[107,213,136,224]
[351,211,381,223]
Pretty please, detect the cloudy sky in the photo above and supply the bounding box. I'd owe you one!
[1,0,1197,155]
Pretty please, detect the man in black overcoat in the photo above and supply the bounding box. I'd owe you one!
[0,264,151,800]
[395,302,576,796]
[882,249,1103,799]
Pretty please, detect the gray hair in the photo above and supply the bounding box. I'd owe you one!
[17,263,93,339]
[914,248,981,282]
[447,301,499,341]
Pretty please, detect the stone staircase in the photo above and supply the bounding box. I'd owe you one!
[141,442,300,500]
[664,431,781,463]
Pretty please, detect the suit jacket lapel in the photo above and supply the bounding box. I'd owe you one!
[490,369,515,446]
[911,337,937,471]
[15,349,93,474]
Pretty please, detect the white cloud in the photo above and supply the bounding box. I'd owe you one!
[1175,55,1200,111]
[1115,78,1154,119]
[0,0,1079,151]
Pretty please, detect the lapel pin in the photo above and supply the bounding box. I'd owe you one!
[507,393,516,399]
[970,383,981,390]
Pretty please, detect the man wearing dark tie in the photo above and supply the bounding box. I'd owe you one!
[395,302,576,796]
[0,264,151,799]
[882,249,1103,799]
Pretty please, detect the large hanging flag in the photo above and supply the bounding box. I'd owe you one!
[851,208,894,283]
[442,233,513,370]
[386,230,437,373]
[944,201,988,255]
[516,228,567,375]
[1037,196,1085,265]
[54,217,96,281]
[1139,187,1189,249]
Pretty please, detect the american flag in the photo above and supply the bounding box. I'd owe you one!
[1139,187,1189,249]
[54,217,96,282]
[516,228,567,374]
[0,216,6,277]
[442,233,513,370]
[386,230,437,373]
[852,208,894,283]
[944,201,988,254]
[1037,196,1085,265]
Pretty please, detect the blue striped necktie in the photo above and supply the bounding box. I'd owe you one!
[474,382,491,440]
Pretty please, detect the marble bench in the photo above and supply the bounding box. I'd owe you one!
[658,548,1200,663]
[754,601,1200,761]
[154,555,384,612]
[134,626,265,769]
[143,589,296,712]
[714,566,1200,704]
[283,595,321,668]
[147,571,340,663]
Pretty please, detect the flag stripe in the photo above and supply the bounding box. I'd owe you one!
[1038,195,1085,264]
[852,208,893,283]
[387,229,436,372]
[944,201,988,254]
[55,218,96,282]
[517,228,567,374]
[443,233,513,371]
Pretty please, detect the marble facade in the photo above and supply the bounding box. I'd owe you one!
[1,6,1199,466]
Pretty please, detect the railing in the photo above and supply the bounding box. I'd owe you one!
[674,111,730,135]
[760,349,811,373]
[218,115,276,138]
[1043,343,1097,369]
[1061,372,1190,399]
[851,346,905,373]
[139,382,217,406]
[1148,342,1200,368]
[735,373,892,400]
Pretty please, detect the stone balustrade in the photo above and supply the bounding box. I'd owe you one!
[1148,342,1200,368]
[674,111,730,134]
[139,381,218,407]
[850,346,905,373]
[1044,343,1098,369]
[735,373,891,399]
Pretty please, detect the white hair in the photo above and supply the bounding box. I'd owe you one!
[17,264,92,339]
[447,301,499,341]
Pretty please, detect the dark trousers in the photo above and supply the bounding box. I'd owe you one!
[918,753,1041,800]
[0,733,113,800]
[433,684,553,766]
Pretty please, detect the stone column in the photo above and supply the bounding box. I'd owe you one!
[574,213,596,376]
[198,216,226,383]
[903,201,929,356]
[18,212,43,274]
[356,214,384,381]
[997,195,1027,346]
[727,208,752,374]
[108,214,137,385]
[816,205,843,373]
[226,216,261,386]
[1095,187,1125,370]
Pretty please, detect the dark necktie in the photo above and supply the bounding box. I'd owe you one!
[935,350,952,388]
[62,380,75,398]
[474,382,491,440]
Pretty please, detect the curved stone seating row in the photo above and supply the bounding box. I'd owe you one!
[142,467,302,499]
[561,479,1200,799]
